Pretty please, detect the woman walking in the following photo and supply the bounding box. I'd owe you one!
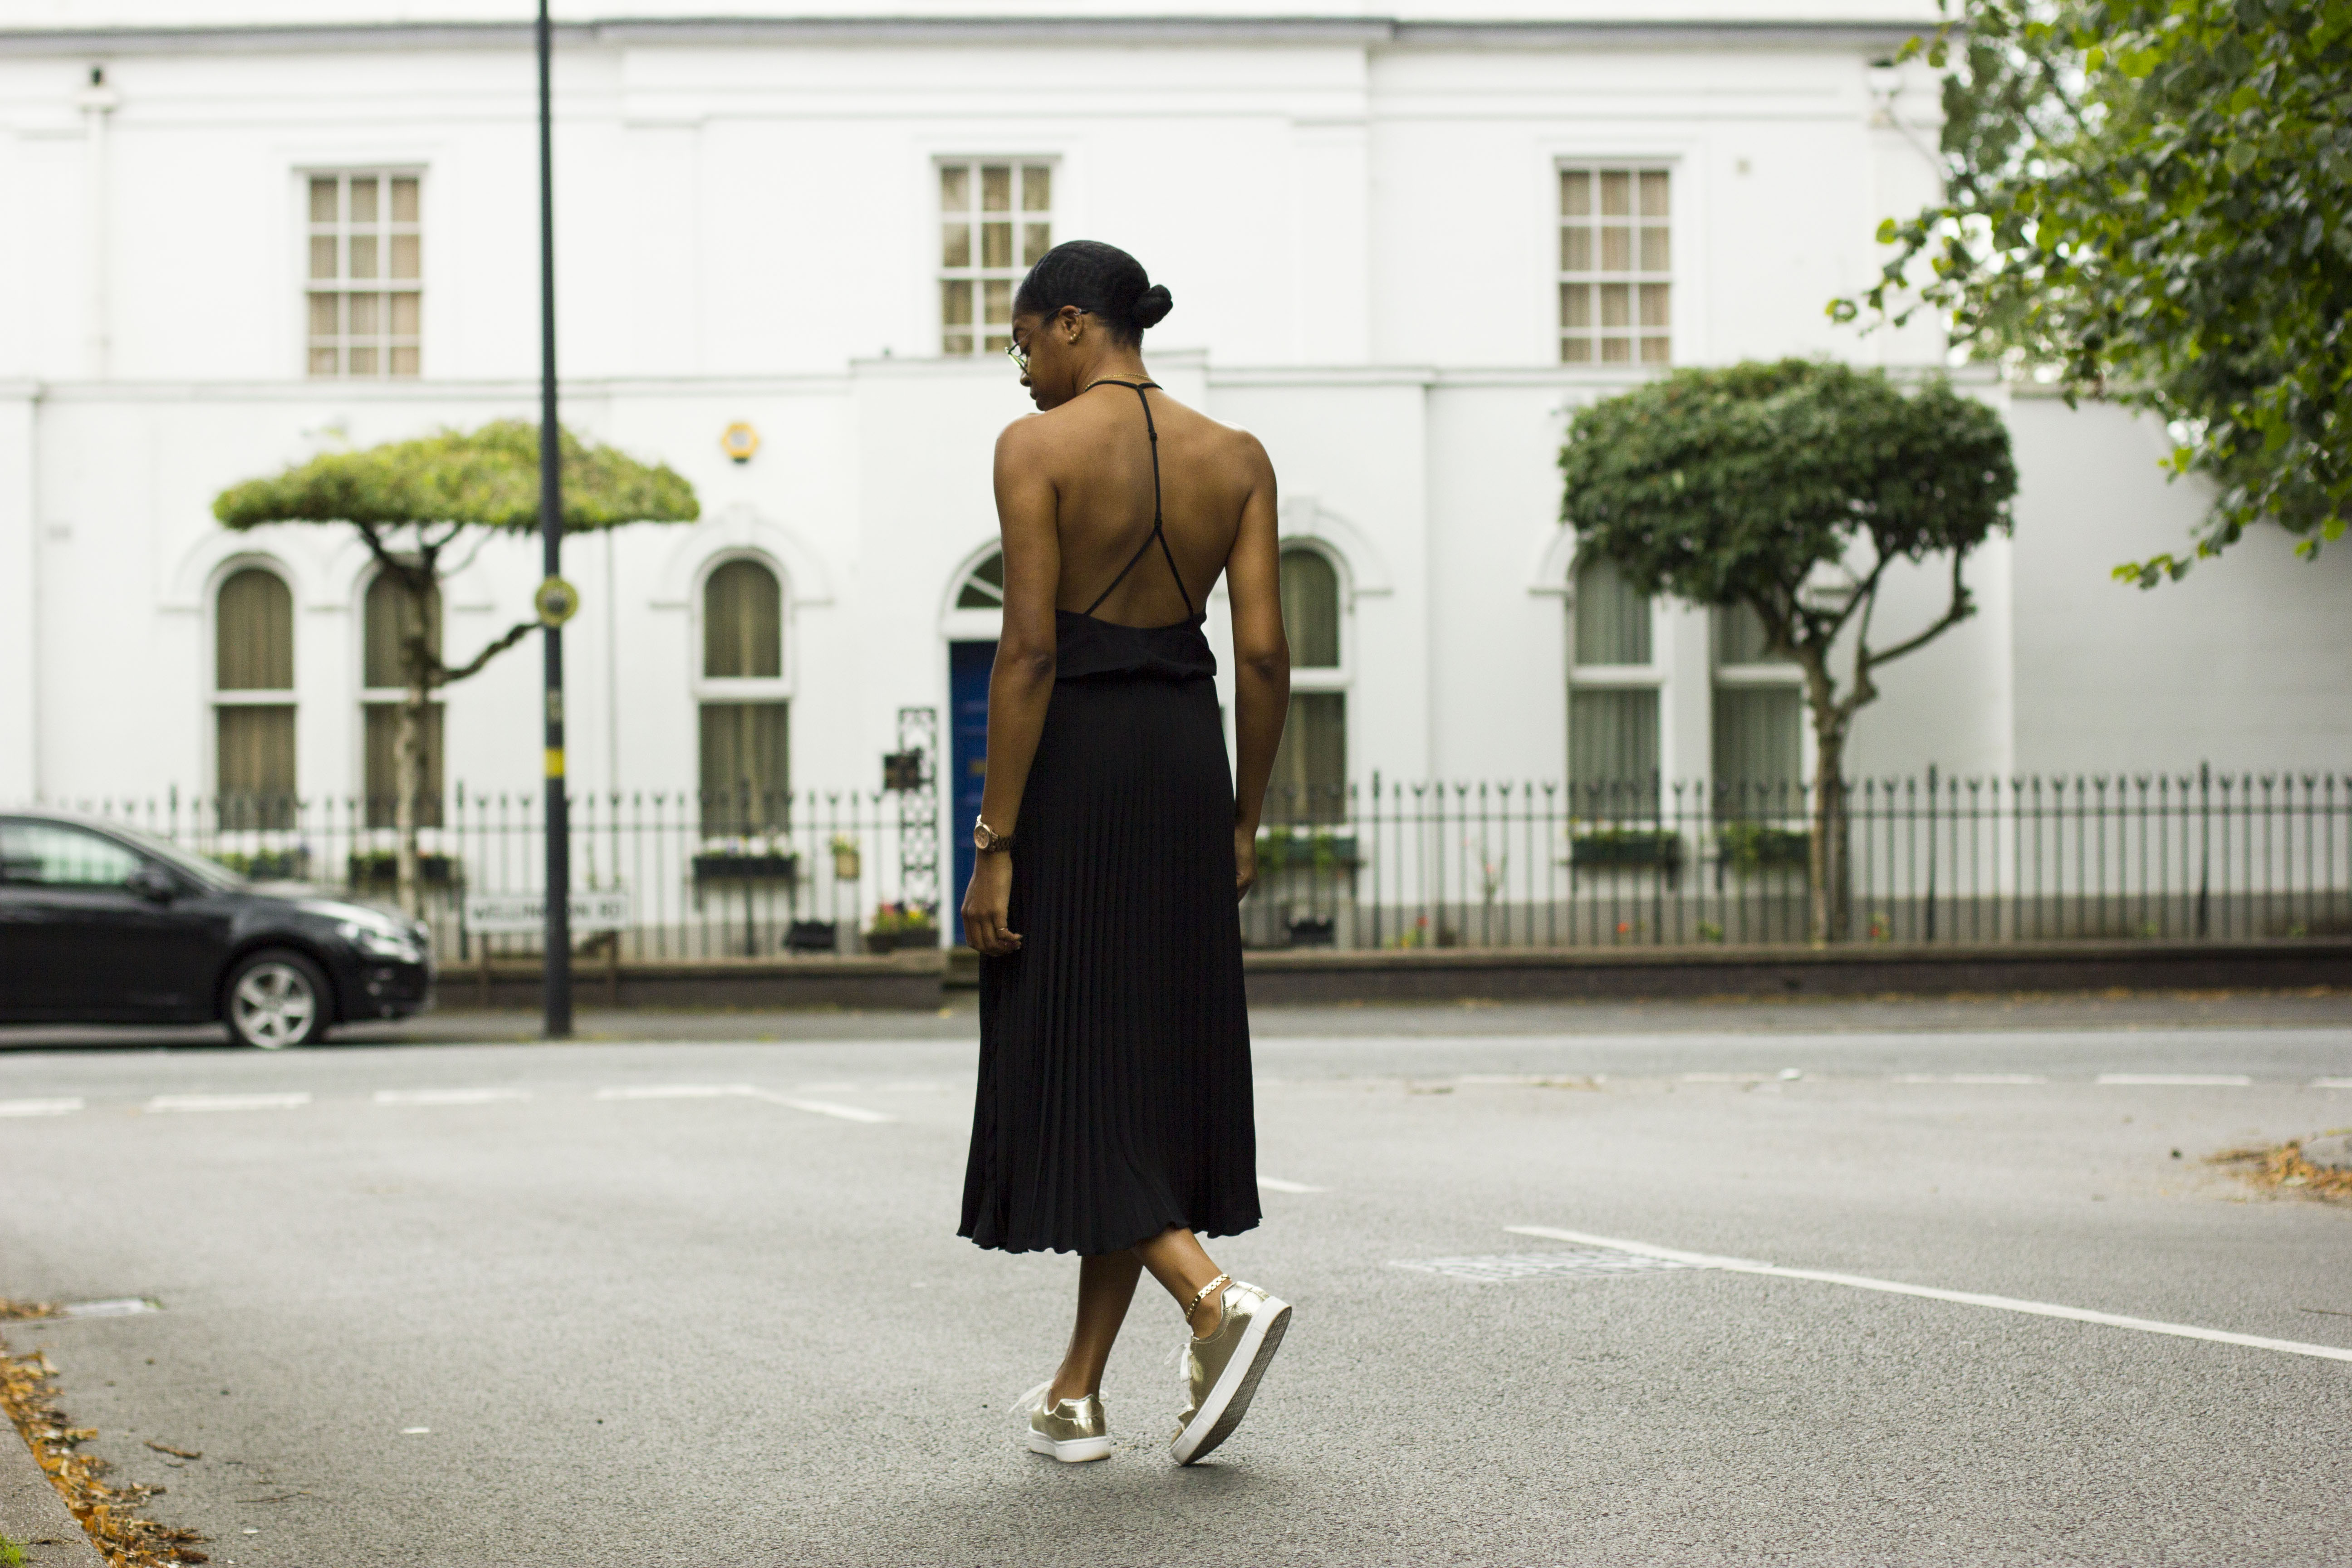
[959,240,1292,1466]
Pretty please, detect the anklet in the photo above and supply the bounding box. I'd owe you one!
[1185,1273,1231,1325]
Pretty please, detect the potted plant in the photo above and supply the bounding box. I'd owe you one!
[864,901,937,955]
[830,834,862,882]
[691,838,799,885]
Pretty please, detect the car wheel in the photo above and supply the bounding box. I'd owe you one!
[223,949,332,1050]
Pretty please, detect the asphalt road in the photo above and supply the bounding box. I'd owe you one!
[2,1004,2348,1566]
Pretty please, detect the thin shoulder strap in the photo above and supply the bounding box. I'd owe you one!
[1080,378,1195,619]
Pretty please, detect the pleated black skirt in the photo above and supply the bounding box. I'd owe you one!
[959,633,1260,1257]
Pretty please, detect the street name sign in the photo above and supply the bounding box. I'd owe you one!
[465,891,631,933]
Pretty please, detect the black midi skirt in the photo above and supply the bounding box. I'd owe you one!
[959,612,1260,1257]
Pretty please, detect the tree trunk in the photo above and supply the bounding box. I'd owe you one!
[394,678,425,919]
[1807,719,1850,946]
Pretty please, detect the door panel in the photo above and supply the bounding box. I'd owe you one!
[0,820,221,1020]
[948,640,996,908]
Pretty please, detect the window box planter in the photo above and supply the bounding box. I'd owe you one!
[347,852,457,888]
[1717,823,1810,873]
[1254,831,1360,874]
[692,852,799,886]
[1285,916,1337,947]
[1568,829,1683,871]
[785,919,837,954]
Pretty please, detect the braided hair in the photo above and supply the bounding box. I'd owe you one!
[1013,240,1174,346]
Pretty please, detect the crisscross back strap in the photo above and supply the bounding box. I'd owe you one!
[1080,379,1194,620]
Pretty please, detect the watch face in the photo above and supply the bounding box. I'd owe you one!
[973,824,989,849]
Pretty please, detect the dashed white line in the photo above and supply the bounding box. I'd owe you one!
[732,1087,896,1124]
[1257,1177,1328,1194]
[2095,1073,2253,1087]
[2311,1078,2352,1089]
[373,1088,530,1107]
[0,1097,83,1117]
[1505,1225,2352,1364]
[144,1093,311,1113]
[593,1083,895,1124]
[1891,1073,2048,1084]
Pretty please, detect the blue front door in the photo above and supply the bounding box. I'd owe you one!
[948,640,996,906]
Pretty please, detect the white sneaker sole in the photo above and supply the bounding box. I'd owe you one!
[1171,1295,1290,1465]
[1024,1430,1113,1463]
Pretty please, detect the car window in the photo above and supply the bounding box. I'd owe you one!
[0,821,147,888]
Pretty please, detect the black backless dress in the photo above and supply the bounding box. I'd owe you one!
[959,380,1261,1257]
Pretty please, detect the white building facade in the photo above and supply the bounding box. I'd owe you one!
[4,1,2347,913]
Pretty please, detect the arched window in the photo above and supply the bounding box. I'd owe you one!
[1567,553,1659,817]
[215,567,296,828]
[697,558,789,835]
[1269,545,1347,823]
[361,570,443,827]
[955,551,1005,610]
[1711,603,1802,818]
[703,558,783,678]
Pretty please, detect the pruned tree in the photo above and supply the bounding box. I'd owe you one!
[1835,0,2352,583]
[214,419,698,915]
[1558,360,2017,941]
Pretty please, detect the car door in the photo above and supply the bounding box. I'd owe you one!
[0,818,215,1021]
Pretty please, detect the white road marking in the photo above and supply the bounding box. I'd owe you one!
[1681,1073,1772,1083]
[373,1088,529,1106]
[61,1298,157,1318]
[2095,1073,2253,1087]
[400,1427,430,1435]
[2312,1078,2352,1089]
[145,1093,311,1113]
[594,1084,734,1100]
[1505,1225,2352,1364]
[1458,1073,1603,1087]
[594,1083,894,1123]
[1891,1073,2048,1084]
[1393,1251,1695,1282]
[1258,1177,1327,1194]
[731,1087,896,1124]
[0,1097,83,1117]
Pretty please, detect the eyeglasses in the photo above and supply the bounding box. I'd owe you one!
[1005,337,1030,375]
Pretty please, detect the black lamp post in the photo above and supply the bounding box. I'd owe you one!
[536,0,572,1038]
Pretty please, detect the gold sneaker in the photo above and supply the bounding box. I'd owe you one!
[1170,1279,1291,1465]
[1014,1382,1113,1463]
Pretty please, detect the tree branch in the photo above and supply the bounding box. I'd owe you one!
[436,619,538,688]
[1857,551,1975,676]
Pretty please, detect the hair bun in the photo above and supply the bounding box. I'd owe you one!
[1131,283,1174,330]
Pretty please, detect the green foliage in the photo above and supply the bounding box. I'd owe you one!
[1837,0,2352,580]
[1558,360,2014,628]
[213,418,698,533]
[0,1533,26,1568]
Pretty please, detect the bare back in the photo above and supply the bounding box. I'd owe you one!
[1029,381,1264,627]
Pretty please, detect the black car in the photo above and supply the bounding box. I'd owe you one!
[0,809,434,1048]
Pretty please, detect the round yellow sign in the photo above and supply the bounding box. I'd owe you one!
[534,576,580,627]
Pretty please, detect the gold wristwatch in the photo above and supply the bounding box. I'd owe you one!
[973,815,1014,854]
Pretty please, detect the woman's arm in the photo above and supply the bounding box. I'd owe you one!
[961,421,1062,956]
[1223,437,1289,901]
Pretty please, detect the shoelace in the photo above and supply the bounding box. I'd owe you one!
[1008,1380,1055,1418]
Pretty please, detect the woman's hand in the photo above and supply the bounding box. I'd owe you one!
[1233,822,1258,902]
[961,853,1022,956]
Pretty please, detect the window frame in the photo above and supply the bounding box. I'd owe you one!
[209,560,299,814]
[357,565,446,827]
[1554,158,1678,368]
[1565,547,1669,814]
[934,156,1058,358]
[1268,541,1352,825]
[1710,603,1810,811]
[299,166,425,381]
[690,552,794,702]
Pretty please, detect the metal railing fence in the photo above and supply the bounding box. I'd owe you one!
[1242,766,2352,951]
[36,764,2352,959]
[59,784,938,963]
